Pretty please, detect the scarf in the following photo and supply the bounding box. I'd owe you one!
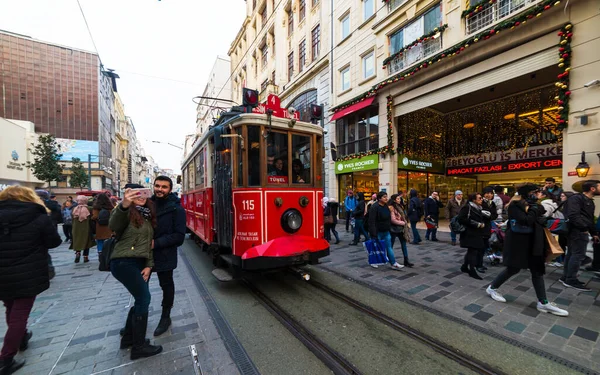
[72,195,91,222]
[135,205,152,221]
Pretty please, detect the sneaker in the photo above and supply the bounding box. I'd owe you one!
[563,280,591,292]
[537,302,569,317]
[551,262,563,268]
[486,286,506,302]
[370,264,379,269]
[451,241,457,246]
[390,262,405,271]
[581,256,592,267]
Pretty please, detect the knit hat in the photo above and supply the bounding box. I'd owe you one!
[516,183,539,196]
[454,190,463,195]
[482,186,494,194]
[124,183,145,189]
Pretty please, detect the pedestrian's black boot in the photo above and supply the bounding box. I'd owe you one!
[119,306,135,337]
[19,330,32,351]
[0,357,25,375]
[131,313,162,360]
[120,307,135,348]
[468,266,483,280]
[460,264,469,273]
[153,307,172,337]
[404,259,414,268]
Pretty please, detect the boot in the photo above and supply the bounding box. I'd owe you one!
[460,264,469,273]
[131,313,162,360]
[0,358,25,375]
[153,307,172,337]
[403,259,414,268]
[468,266,483,280]
[119,307,135,348]
[74,252,81,263]
[19,330,32,351]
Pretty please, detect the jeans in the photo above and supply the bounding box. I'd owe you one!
[353,218,369,243]
[410,221,422,243]
[1,297,36,360]
[491,266,547,302]
[377,231,397,265]
[151,270,175,308]
[96,239,105,253]
[390,232,409,260]
[324,224,339,242]
[345,211,353,231]
[63,224,72,241]
[425,228,438,240]
[450,230,457,243]
[563,232,589,283]
[111,258,151,315]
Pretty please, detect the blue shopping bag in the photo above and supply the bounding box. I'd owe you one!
[364,239,389,265]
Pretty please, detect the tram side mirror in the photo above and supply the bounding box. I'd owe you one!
[213,125,230,152]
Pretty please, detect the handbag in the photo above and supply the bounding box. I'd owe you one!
[425,218,438,229]
[450,205,470,233]
[543,228,564,262]
[364,239,389,265]
[390,224,404,234]
[546,218,569,235]
[509,219,533,234]
[98,237,117,272]
[324,214,334,224]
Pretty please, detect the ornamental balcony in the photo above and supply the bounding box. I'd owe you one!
[466,0,540,35]
[387,37,442,75]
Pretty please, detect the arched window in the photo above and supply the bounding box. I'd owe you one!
[286,89,318,123]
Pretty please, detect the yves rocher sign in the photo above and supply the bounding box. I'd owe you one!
[446,144,563,176]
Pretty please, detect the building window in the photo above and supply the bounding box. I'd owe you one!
[340,66,350,91]
[287,89,318,122]
[341,14,350,40]
[363,0,374,20]
[311,24,321,61]
[336,107,379,157]
[253,0,257,9]
[261,44,268,70]
[299,40,306,72]
[288,10,294,37]
[313,0,319,6]
[466,0,536,34]
[261,79,269,92]
[387,0,408,12]
[362,51,375,79]
[271,70,276,85]
[299,0,306,22]
[261,6,268,29]
[390,29,403,55]
[288,52,294,81]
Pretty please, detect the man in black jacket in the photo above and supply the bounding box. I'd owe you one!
[150,176,186,336]
[423,191,444,241]
[367,191,404,270]
[477,187,498,272]
[561,180,600,291]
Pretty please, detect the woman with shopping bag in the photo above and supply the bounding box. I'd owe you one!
[367,191,404,271]
[485,184,568,317]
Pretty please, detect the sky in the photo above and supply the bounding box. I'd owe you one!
[0,0,247,172]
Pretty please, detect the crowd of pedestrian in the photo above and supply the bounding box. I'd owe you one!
[0,176,186,374]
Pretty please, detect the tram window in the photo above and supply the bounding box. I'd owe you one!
[236,128,243,187]
[248,126,261,186]
[292,134,311,184]
[267,132,288,183]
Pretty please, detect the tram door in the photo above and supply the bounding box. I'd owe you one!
[213,148,233,250]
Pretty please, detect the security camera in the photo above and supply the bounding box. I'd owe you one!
[288,107,297,116]
[584,79,600,88]
[322,128,329,134]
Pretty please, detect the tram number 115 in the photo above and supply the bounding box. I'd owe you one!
[242,200,255,211]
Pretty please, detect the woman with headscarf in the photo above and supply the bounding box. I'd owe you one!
[485,184,568,316]
[0,186,62,374]
[71,195,95,263]
[389,194,414,267]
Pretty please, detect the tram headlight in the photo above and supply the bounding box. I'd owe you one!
[281,209,302,234]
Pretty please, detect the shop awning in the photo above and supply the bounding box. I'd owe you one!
[330,97,375,121]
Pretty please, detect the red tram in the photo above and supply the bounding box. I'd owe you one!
[180,91,329,275]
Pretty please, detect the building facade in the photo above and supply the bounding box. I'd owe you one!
[195,56,232,138]
[0,118,43,190]
[328,0,600,216]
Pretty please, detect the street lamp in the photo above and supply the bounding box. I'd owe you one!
[576,151,590,177]
[149,140,183,150]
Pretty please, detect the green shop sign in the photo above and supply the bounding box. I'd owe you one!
[398,154,445,174]
[335,154,379,174]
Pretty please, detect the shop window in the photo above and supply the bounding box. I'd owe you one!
[397,171,408,196]
[266,132,288,183]
[336,107,379,157]
[292,134,311,183]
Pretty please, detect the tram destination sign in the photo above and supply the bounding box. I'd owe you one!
[335,154,379,174]
[446,144,563,176]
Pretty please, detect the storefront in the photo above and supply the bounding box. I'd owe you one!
[335,154,379,204]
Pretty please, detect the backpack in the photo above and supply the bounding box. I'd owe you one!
[98,209,110,226]
[98,237,117,272]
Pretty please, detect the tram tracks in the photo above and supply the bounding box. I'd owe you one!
[243,272,504,375]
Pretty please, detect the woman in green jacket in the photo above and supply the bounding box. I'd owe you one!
[109,184,162,360]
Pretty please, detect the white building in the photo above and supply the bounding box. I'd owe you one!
[0,118,43,190]
[196,56,232,138]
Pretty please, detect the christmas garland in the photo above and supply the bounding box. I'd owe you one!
[462,0,497,19]
[335,96,395,161]
[381,25,449,66]
[331,0,564,114]
[555,23,572,130]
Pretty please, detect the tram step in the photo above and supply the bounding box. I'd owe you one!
[211,268,234,282]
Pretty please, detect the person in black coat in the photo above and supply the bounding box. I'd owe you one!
[349,193,369,245]
[423,191,444,241]
[150,177,186,336]
[457,193,488,280]
[476,186,498,272]
[0,186,62,374]
[485,184,568,317]
[323,198,340,244]
[407,189,423,244]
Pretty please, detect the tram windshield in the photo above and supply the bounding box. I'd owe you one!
[234,124,322,188]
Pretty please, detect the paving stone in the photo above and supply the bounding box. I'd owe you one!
[574,327,599,342]
[472,311,493,322]
[515,285,530,292]
[464,304,482,313]
[504,321,526,334]
[360,273,374,279]
[171,322,199,334]
[549,324,574,339]
[439,281,453,287]
[547,287,562,294]
[503,294,518,303]
[405,284,430,295]
[554,297,572,306]
[397,272,418,281]
[444,271,462,279]
[58,347,102,364]
[69,332,106,346]
[519,306,539,318]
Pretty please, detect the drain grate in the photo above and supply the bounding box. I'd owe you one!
[319,265,599,375]
[182,251,260,375]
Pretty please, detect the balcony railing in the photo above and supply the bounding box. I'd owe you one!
[466,0,538,34]
[388,37,442,75]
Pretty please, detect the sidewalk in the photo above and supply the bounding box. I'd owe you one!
[0,238,238,375]
[322,228,600,373]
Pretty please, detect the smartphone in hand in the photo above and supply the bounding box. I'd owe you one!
[131,188,152,199]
